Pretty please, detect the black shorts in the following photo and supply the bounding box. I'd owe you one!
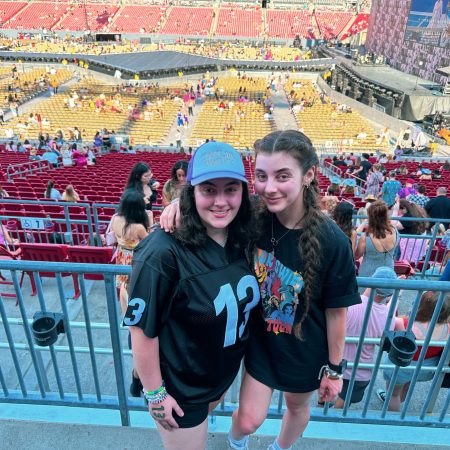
[338,379,370,404]
[172,402,210,428]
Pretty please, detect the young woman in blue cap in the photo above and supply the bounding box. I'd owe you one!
[124,142,259,450]
[161,130,360,450]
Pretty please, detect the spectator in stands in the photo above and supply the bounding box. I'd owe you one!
[61,146,73,167]
[408,185,430,209]
[398,178,416,199]
[432,169,442,180]
[87,147,96,165]
[0,186,9,199]
[321,195,339,218]
[335,267,404,408]
[354,153,371,185]
[62,185,80,202]
[356,200,400,278]
[440,161,450,172]
[162,160,188,206]
[425,187,450,230]
[397,164,408,176]
[124,162,159,213]
[41,147,60,168]
[110,189,150,397]
[381,171,402,208]
[392,199,428,263]
[125,143,258,445]
[72,148,88,168]
[377,291,450,411]
[333,201,357,254]
[0,222,18,247]
[365,164,383,198]
[44,180,62,201]
[341,178,356,196]
[93,132,103,148]
[393,145,403,160]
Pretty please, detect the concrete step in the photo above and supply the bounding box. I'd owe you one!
[1,418,449,450]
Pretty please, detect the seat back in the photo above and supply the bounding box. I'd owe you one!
[67,245,113,280]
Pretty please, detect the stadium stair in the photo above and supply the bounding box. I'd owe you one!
[271,92,299,132]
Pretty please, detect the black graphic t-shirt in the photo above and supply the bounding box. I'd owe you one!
[124,229,259,405]
[245,215,360,393]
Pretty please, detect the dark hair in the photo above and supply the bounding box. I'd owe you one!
[117,189,149,234]
[125,162,151,193]
[333,202,354,240]
[253,130,324,339]
[415,291,450,323]
[174,182,254,260]
[45,180,55,199]
[418,185,426,194]
[399,199,428,234]
[367,200,392,239]
[170,160,189,183]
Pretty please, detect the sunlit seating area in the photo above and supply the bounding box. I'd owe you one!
[0,67,73,109]
[286,79,385,150]
[0,2,27,26]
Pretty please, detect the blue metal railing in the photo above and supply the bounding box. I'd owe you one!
[0,260,449,428]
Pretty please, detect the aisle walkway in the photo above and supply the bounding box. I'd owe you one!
[271,90,298,132]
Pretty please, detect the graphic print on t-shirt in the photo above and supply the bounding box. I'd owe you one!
[255,248,304,335]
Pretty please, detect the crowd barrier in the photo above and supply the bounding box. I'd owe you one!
[1,199,450,278]
[0,260,449,429]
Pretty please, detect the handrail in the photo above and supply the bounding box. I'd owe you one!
[6,160,52,181]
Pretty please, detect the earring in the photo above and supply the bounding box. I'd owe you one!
[304,183,310,190]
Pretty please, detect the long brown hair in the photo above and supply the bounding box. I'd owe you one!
[254,130,325,339]
[415,291,450,323]
[366,200,392,239]
[399,199,428,234]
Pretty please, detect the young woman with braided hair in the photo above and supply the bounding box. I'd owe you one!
[160,130,360,450]
[229,130,360,450]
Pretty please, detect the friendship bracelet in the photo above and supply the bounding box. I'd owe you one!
[144,381,165,396]
[143,386,168,404]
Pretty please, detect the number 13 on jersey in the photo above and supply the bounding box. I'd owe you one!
[213,275,260,348]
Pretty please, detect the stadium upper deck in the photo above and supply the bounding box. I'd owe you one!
[0,0,370,40]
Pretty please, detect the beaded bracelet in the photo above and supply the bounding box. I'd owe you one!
[143,386,168,404]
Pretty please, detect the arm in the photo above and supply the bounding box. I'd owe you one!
[129,327,183,430]
[318,307,347,403]
[159,200,181,232]
[354,232,366,260]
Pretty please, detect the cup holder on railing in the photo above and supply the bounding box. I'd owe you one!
[382,330,417,367]
[31,312,65,347]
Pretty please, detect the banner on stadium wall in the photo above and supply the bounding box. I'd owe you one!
[404,0,449,47]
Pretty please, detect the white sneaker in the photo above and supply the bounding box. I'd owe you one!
[227,434,249,450]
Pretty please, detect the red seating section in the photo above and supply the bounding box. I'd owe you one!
[2,2,69,31]
[315,12,353,40]
[341,13,370,41]
[56,3,119,32]
[0,2,27,26]
[110,5,165,33]
[266,10,314,39]
[216,8,262,38]
[162,7,214,36]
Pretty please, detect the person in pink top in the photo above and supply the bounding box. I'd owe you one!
[334,266,404,407]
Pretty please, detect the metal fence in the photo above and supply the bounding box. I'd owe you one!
[0,260,448,428]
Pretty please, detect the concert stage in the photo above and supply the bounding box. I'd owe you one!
[326,48,450,122]
[0,50,335,79]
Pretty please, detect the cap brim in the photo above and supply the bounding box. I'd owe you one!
[190,172,248,186]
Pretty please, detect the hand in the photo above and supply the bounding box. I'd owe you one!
[318,376,342,404]
[159,200,181,233]
[149,394,184,430]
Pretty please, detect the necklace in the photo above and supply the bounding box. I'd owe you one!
[271,214,303,248]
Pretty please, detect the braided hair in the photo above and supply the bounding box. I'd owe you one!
[254,130,325,339]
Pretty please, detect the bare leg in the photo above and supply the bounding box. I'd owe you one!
[276,391,314,448]
[231,372,274,439]
[333,397,344,409]
[386,382,403,412]
[156,418,208,450]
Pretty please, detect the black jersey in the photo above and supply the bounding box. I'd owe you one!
[245,216,360,393]
[124,229,260,405]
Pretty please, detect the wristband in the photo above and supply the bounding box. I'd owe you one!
[318,365,343,381]
[143,386,168,404]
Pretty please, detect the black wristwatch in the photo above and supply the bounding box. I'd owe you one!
[328,359,347,375]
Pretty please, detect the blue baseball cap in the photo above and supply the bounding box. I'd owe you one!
[372,266,397,298]
[187,142,248,186]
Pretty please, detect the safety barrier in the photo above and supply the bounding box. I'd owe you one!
[0,260,448,428]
